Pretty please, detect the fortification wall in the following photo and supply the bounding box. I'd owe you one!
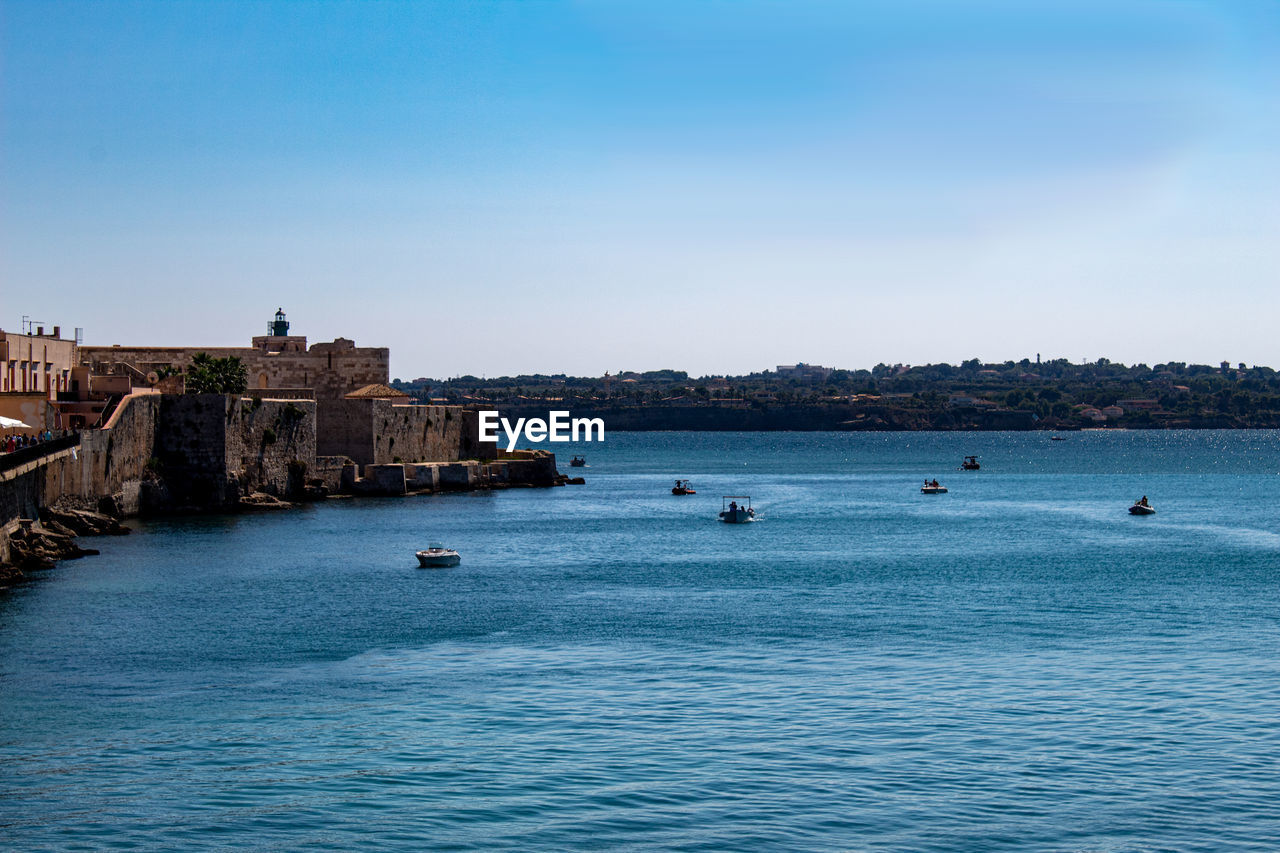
[148,395,318,509]
[52,393,161,506]
[317,401,498,465]
[3,389,510,571]
[80,344,389,399]
[371,402,481,464]
[316,399,375,464]
[457,410,499,461]
[2,393,320,522]
[225,398,316,497]
[152,395,234,510]
[292,349,388,399]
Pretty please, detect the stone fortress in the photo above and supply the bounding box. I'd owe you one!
[79,309,391,401]
[2,310,564,572]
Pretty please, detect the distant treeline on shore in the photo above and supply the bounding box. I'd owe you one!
[390,359,1280,430]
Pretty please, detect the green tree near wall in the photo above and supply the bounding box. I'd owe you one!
[186,353,248,394]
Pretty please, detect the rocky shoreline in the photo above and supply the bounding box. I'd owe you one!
[1,504,131,587]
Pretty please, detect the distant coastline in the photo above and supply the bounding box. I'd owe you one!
[396,358,1280,431]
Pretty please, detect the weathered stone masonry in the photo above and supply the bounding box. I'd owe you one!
[2,390,557,576]
[80,338,389,400]
[318,400,492,465]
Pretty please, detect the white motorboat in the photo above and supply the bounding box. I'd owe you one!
[416,544,461,567]
[1129,502,1155,516]
[921,482,948,494]
[719,496,756,523]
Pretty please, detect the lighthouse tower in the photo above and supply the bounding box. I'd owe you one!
[268,308,290,337]
[253,308,307,354]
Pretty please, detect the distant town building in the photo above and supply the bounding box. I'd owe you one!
[775,363,833,381]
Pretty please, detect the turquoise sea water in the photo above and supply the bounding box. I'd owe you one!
[3,430,1280,851]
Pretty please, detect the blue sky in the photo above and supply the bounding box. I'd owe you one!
[3,0,1277,378]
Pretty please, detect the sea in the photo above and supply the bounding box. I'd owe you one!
[3,430,1280,851]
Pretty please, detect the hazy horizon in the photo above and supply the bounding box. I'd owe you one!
[4,1,1277,378]
[408,354,1262,384]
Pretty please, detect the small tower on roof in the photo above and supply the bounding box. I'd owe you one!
[269,308,290,337]
[253,308,306,353]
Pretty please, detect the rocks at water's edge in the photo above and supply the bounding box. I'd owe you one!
[42,506,131,537]
[239,492,298,511]
[1,507,130,586]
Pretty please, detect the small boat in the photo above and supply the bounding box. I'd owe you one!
[719,495,755,523]
[570,455,586,467]
[672,479,696,495]
[1050,436,1066,441]
[960,455,980,470]
[1129,499,1155,516]
[416,544,461,567]
[921,480,948,494]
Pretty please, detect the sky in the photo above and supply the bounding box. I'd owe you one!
[3,0,1278,379]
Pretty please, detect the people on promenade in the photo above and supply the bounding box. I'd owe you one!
[3,432,51,452]
[3,430,79,452]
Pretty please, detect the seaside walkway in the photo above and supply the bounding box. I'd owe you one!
[1,434,82,479]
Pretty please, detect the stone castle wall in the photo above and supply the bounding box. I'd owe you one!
[316,400,375,464]
[225,397,316,498]
[318,401,498,465]
[22,393,316,515]
[3,394,553,566]
[3,386,511,566]
[372,403,495,464]
[80,343,389,400]
[147,395,317,510]
[151,395,234,509]
[19,393,164,513]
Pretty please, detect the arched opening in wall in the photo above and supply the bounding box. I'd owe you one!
[259,373,269,389]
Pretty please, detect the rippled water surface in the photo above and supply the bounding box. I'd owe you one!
[4,430,1280,850]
